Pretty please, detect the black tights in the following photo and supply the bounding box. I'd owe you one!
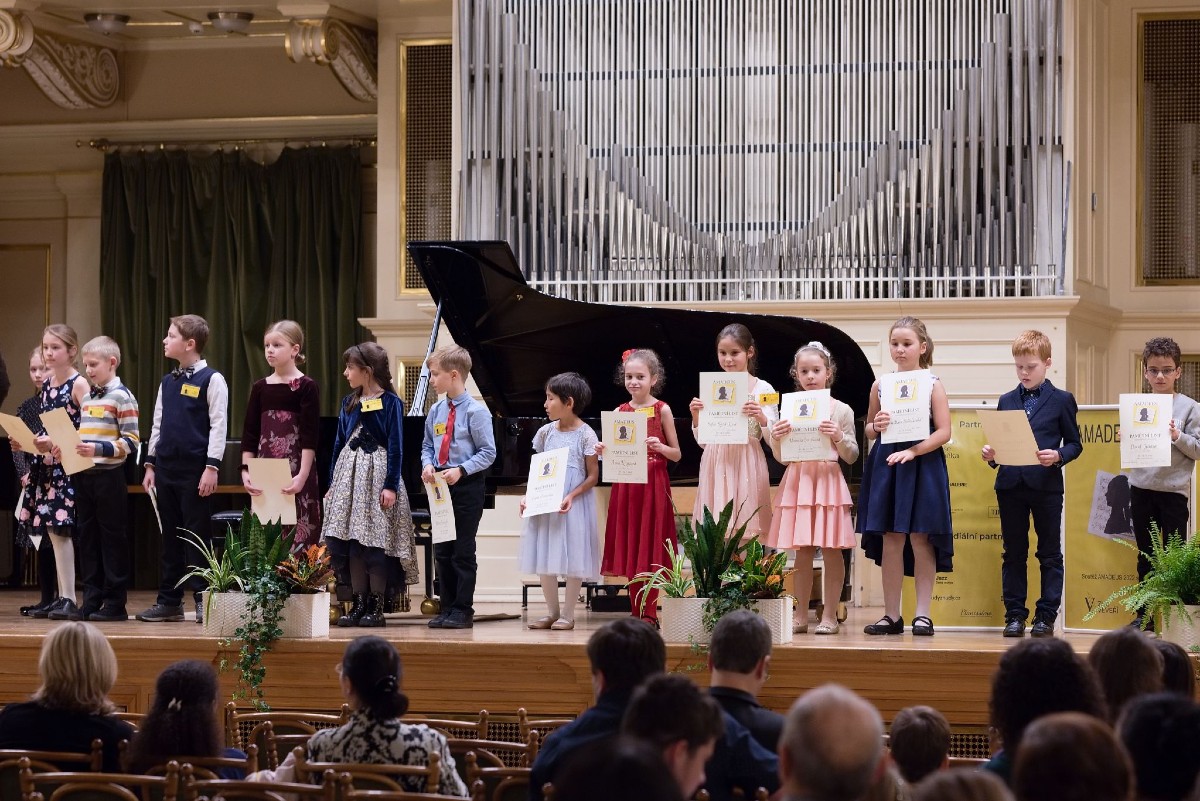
[327,538,389,595]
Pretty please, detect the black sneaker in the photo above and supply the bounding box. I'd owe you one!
[88,605,129,622]
[441,610,474,629]
[48,599,84,621]
[427,613,448,629]
[1003,618,1026,637]
[136,604,186,622]
[34,597,68,619]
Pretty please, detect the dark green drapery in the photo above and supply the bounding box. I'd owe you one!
[100,147,364,438]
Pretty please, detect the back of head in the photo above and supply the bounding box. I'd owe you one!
[781,684,884,801]
[342,636,410,720]
[586,619,665,694]
[555,736,684,801]
[990,638,1107,754]
[622,674,724,752]
[913,768,1014,801]
[1117,692,1200,801]
[170,314,210,353]
[342,342,396,399]
[34,621,117,715]
[1154,640,1196,698]
[124,660,222,774]
[889,705,951,784]
[709,609,772,674]
[1012,712,1133,801]
[1087,627,1164,721]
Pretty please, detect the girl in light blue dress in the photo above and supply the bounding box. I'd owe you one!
[518,372,600,631]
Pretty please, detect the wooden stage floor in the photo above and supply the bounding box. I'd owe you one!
[0,590,1110,731]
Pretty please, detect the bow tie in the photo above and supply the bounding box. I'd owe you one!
[1021,386,1042,399]
[172,366,195,380]
[89,385,106,399]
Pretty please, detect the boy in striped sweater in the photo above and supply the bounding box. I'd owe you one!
[74,336,140,621]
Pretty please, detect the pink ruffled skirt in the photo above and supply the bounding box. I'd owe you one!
[764,461,855,550]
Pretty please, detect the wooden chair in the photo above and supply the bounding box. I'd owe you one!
[184,770,337,801]
[516,709,571,744]
[147,746,259,781]
[403,711,490,741]
[340,778,486,801]
[948,756,988,769]
[292,746,441,793]
[463,752,530,801]
[19,758,181,801]
[223,703,349,754]
[113,712,146,731]
[0,740,105,801]
[446,732,539,770]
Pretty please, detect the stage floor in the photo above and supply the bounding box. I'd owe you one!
[0,589,1111,732]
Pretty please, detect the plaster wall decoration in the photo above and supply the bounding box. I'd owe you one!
[285,16,377,102]
[0,10,119,109]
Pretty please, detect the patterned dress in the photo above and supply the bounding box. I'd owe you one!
[12,394,43,549]
[18,374,82,539]
[242,376,322,546]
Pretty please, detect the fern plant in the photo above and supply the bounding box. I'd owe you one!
[1084,523,1200,630]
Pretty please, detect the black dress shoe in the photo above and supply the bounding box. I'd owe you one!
[864,615,904,635]
[21,598,57,617]
[441,610,474,629]
[34,597,68,619]
[1003,618,1026,637]
[1030,620,1055,638]
[48,599,83,621]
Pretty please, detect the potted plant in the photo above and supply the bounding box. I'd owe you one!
[1084,523,1200,645]
[709,538,794,644]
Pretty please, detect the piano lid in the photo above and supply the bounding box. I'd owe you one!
[408,240,874,420]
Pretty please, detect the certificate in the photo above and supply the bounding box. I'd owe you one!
[246,457,298,525]
[0,412,39,454]
[1120,393,1173,469]
[879,370,933,444]
[697,372,750,445]
[425,474,456,544]
[977,410,1041,466]
[523,447,569,517]
[602,411,646,484]
[779,390,833,462]
[40,408,93,475]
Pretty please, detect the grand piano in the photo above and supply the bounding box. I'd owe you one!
[401,240,875,497]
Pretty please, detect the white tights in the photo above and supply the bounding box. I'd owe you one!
[48,531,76,603]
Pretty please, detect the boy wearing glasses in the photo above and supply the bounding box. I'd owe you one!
[1126,337,1200,628]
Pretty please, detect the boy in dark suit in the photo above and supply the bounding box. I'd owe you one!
[981,330,1082,638]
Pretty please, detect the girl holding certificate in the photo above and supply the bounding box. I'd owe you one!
[765,342,858,635]
[857,317,953,637]
[689,324,777,540]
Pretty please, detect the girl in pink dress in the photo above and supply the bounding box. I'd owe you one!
[688,324,776,540]
[765,342,858,635]
[597,349,682,623]
[241,320,321,546]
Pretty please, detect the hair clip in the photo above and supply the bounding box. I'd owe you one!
[621,349,637,361]
[167,698,182,711]
[802,341,831,357]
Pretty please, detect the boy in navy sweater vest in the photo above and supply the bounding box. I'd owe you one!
[136,315,229,623]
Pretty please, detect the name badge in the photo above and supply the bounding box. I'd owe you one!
[434,422,447,435]
[637,406,655,416]
[180,383,200,398]
[360,398,383,412]
[758,392,780,405]
[88,407,106,418]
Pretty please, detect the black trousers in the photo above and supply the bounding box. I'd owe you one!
[435,470,485,615]
[998,486,1064,623]
[154,462,212,607]
[1130,486,1191,582]
[75,468,130,609]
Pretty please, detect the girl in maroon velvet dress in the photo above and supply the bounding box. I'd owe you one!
[241,320,321,546]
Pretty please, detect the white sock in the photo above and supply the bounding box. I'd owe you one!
[539,575,561,619]
[48,531,76,603]
[562,577,583,622]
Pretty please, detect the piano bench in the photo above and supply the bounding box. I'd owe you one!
[209,509,243,553]
[521,580,600,610]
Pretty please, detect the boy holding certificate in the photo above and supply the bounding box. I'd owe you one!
[981,330,1082,638]
[1124,337,1200,629]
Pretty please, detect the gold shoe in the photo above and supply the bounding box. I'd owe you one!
[551,618,575,630]
[793,621,809,634]
[528,616,555,630]
[814,621,840,635]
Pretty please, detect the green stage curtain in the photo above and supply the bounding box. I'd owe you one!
[100,146,363,438]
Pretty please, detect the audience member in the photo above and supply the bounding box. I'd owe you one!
[123,660,248,777]
[1153,640,1196,698]
[1087,627,1164,722]
[1012,712,1133,801]
[622,674,724,798]
[554,737,684,801]
[778,684,885,801]
[914,769,1014,801]
[251,636,466,796]
[1117,693,1200,801]
[861,763,910,801]
[0,621,133,771]
[984,638,1107,783]
[707,609,785,751]
[529,618,665,799]
[889,705,950,784]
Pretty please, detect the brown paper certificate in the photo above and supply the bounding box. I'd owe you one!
[40,407,93,475]
[976,409,1040,466]
[246,457,298,525]
[0,412,39,454]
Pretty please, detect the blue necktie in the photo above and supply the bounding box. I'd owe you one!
[1023,387,1041,418]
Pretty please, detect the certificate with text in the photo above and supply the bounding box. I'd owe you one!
[779,390,833,462]
[880,370,933,444]
[523,447,570,517]
[1119,393,1172,469]
[425,473,457,544]
[697,372,750,445]
[601,411,646,484]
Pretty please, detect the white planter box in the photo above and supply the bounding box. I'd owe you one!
[751,598,794,645]
[658,596,793,645]
[1160,604,1200,650]
[203,591,330,639]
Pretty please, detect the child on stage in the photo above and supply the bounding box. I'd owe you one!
[14,345,52,616]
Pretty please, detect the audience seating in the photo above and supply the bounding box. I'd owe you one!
[463,752,530,801]
[948,756,988,769]
[18,758,181,801]
[340,779,486,801]
[146,746,260,781]
[403,712,490,741]
[114,712,146,730]
[224,703,350,758]
[0,740,105,800]
[183,771,338,801]
[292,746,442,793]
[446,733,539,772]
[257,723,314,771]
[515,710,570,745]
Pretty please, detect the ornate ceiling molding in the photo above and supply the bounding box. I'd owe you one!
[285,17,377,102]
[0,10,120,109]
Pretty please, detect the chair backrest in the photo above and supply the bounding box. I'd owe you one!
[293,746,441,793]
[224,704,349,753]
[0,740,105,801]
[446,733,538,770]
[19,759,180,801]
[186,770,337,801]
[113,712,145,731]
[515,710,571,744]
[341,779,486,801]
[246,722,314,771]
[948,756,989,769]
[403,711,490,741]
[463,753,531,801]
[148,746,258,782]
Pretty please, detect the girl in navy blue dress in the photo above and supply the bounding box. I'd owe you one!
[857,316,953,636]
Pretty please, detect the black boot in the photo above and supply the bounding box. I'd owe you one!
[337,594,367,628]
[358,594,386,628]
